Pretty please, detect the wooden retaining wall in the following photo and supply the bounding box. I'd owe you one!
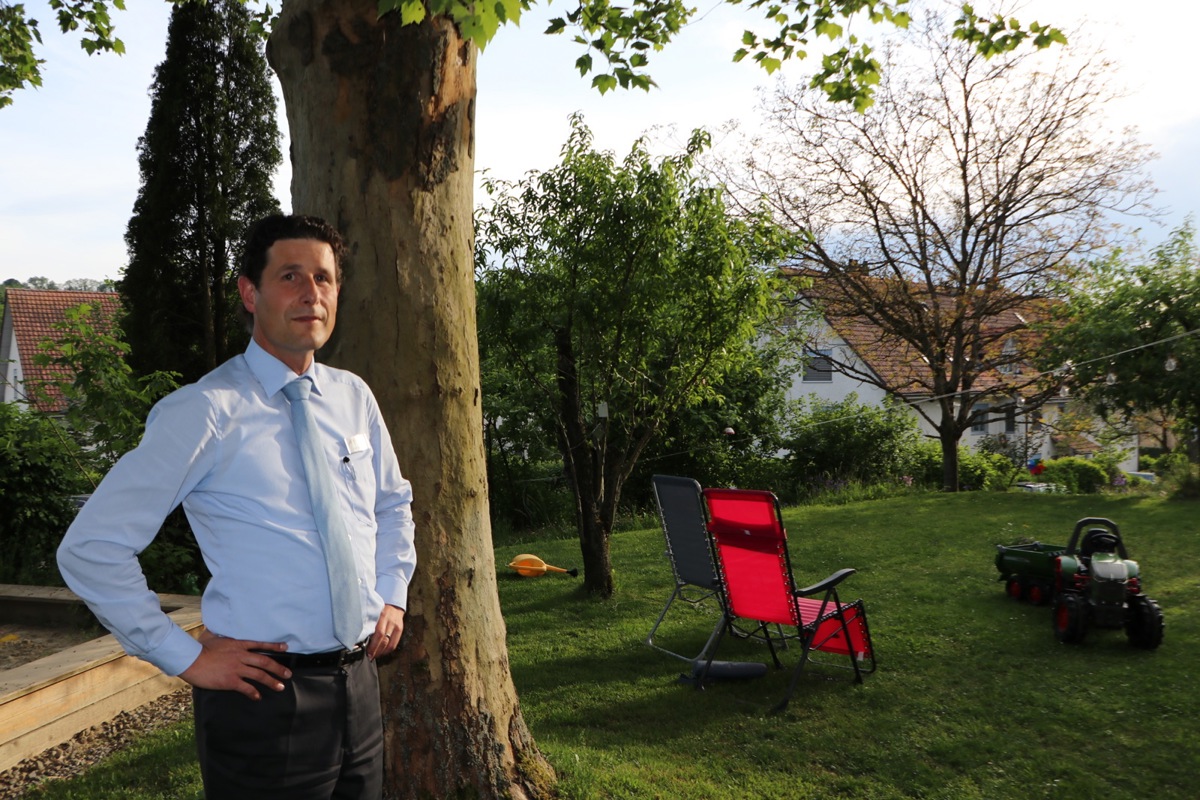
[0,586,203,773]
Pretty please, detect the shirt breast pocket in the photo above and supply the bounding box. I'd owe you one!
[339,446,376,524]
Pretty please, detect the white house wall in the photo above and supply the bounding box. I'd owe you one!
[785,318,1139,474]
[783,324,889,406]
[0,306,24,407]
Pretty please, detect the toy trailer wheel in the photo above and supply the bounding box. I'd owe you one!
[1005,577,1025,601]
[1027,582,1052,606]
[1125,595,1165,650]
[1053,593,1088,644]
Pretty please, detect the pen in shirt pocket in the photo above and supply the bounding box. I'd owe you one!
[341,434,369,480]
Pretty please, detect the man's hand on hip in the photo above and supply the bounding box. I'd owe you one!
[179,630,291,700]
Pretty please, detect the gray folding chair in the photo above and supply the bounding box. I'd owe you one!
[646,474,729,664]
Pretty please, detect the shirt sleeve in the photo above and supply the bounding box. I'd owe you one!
[56,387,218,676]
[364,390,417,610]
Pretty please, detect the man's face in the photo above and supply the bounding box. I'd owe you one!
[237,238,340,374]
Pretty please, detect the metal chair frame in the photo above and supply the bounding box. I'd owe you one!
[646,475,727,664]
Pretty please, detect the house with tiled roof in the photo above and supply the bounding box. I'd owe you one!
[1,288,122,413]
[782,271,1138,472]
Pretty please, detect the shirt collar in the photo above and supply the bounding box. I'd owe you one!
[244,339,325,399]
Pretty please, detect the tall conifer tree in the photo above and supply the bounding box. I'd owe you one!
[121,0,280,383]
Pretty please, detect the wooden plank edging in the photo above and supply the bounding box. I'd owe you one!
[0,589,203,773]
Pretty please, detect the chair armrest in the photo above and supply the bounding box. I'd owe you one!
[795,567,857,597]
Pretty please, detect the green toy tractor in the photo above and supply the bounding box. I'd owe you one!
[995,517,1164,649]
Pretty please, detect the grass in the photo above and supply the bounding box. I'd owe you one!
[22,492,1200,799]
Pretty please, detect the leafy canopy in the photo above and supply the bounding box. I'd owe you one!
[3,0,1063,112]
[475,113,796,592]
[1039,223,1200,434]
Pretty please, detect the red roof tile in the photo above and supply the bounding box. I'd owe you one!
[785,268,1052,398]
[6,289,122,413]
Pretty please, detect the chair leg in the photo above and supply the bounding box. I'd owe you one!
[648,585,723,663]
[772,640,814,714]
[646,586,683,655]
[761,621,783,669]
[836,609,865,684]
[690,618,734,689]
[695,612,727,664]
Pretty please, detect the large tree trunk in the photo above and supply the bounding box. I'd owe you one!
[268,3,553,797]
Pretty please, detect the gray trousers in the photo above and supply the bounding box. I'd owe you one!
[193,656,383,799]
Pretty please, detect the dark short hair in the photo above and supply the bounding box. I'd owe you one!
[240,214,347,287]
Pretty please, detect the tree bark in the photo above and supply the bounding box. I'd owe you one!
[552,327,614,596]
[939,427,960,492]
[268,3,553,797]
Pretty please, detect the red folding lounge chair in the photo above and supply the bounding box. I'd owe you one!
[698,487,876,712]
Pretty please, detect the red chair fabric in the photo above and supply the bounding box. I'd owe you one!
[700,487,875,711]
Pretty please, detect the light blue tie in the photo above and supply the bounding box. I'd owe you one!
[283,377,363,648]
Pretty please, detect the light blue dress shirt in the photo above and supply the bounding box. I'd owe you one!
[57,340,417,676]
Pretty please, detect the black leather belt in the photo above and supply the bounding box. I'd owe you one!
[257,640,370,669]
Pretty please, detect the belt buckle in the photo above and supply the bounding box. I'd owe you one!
[338,642,365,667]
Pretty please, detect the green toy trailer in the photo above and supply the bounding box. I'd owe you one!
[994,540,1061,605]
[995,518,1164,649]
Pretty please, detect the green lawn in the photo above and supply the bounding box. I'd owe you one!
[497,491,1198,800]
[22,491,1199,799]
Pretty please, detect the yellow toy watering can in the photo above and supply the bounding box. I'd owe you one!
[507,553,579,577]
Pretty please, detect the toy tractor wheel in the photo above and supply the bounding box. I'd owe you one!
[1053,593,1088,644]
[1006,577,1025,601]
[1125,595,1165,650]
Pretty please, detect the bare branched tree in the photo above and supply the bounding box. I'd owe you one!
[720,9,1156,489]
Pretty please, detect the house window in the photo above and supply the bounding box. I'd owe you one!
[972,404,990,434]
[802,349,833,382]
[997,338,1020,375]
[1005,406,1018,434]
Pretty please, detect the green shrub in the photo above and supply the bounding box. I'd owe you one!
[783,394,924,499]
[486,458,575,540]
[904,439,1011,492]
[1089,447,1130,484]
[905,438,945,487]
[5,306,206,592]
[0,404,89,585]
[1172,467,1200,500]
[959,449,1013,491]
[1040,456,1108,493]
[1142,451,1189,477]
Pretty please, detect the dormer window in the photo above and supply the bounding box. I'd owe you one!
[997,338,1019,375]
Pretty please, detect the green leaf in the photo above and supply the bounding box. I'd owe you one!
[400,0,426,26]
[497,0,523,25]
[592,73,618,93]
[814,20,843,39]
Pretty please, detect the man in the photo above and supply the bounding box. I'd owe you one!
[57,214,416,799]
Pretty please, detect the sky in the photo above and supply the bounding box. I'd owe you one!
[2,0,1198,286]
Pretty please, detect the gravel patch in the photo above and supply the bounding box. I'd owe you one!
[0,689,194,799]
[1,621,194,797]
